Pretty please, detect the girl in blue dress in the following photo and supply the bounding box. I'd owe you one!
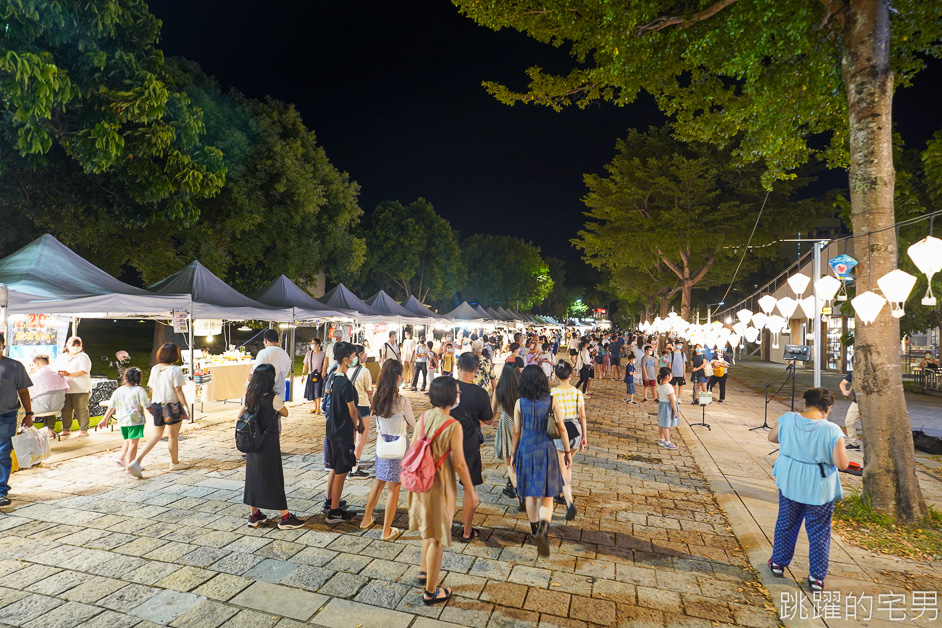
[512,365,570,557]
[768,388,849,591]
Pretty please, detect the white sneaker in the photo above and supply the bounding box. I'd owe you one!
[127,460,143,478]
[168,462,191,471]
[657,438,667,446]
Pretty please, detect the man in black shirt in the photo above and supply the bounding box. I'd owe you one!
[451,352,493,541]
[324,342,363,523]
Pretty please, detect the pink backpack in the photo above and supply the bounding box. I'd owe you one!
[401,412,456,493]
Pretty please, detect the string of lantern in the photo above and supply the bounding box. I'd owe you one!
[640,210,942,351]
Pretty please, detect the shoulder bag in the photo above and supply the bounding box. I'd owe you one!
[375,409,408,460]
[158,366,185,423]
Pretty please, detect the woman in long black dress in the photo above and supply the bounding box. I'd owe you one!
[243,364,306,530]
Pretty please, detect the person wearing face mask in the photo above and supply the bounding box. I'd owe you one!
[55,336,92,437]
[690,344,708,404]
[349,345,373,478]
[768,388,849,592]
[708,350,731,403]
[323,342,364,523]
[301,338,327,414]
[640,345,658,403]
[0,333,34,506]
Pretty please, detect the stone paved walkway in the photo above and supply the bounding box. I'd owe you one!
[0,377,780,628]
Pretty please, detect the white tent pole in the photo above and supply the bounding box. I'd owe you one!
[188,311,195,422]
[289,320,297,402]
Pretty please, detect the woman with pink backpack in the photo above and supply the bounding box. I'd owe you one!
[406,377,478,606]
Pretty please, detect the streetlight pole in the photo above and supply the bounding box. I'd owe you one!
[706,302,724,324]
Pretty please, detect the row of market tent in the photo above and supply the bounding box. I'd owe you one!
[0,235,563,329]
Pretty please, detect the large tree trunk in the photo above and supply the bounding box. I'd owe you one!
[149,321,166,367]
[680,280,692,321]
[842,0,927,522]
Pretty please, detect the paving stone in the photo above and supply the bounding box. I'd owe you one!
[278,565,334,592]
[75,610,140,628]
[468,558,512,581]
[252,540,303,561]
[96,584,162,613]
[290,546,337,567]
[229,581,327,622]
[85,553,149,578]
[353,578,410,609]
[508,565,553,587]
[324,552,372,574]
[0,593,63,626]
[208,552,264,575]
[7,563,60,586]
[569,595,616,626]
[523,587,571,617]
[412,619,466,628]
[359,558,409,581]
[220,609,280,628]
[312,598,413,628]
[123,561,181,585]
[156,566,217,592]
[130,589,205,625]
[0,585,29,608]
[242,558,298,584]
[59,576,127,604]
[681,593,734,623]
[441,571,488,598]
[479,581,529,608]
[317,570,368,598]
[439,595,494,628]
[637,586,682,612]
[168,599,238,628]
[191,573,253,602]
[148,543,204,563]
[485,606,539,628]
[27,601,101,628]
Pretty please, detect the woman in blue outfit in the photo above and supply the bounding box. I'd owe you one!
[768,387,849,591]
[512,365,571,557]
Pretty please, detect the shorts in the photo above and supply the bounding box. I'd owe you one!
[325,435,357,475]
[694,375,709,384]
[151,403,184,427]
[670,377,687,386]
[595,356,605,364]
[610,357,621,366]
[644,379,657,387]
[625,380,636,395]
[121,425,144,440]
[357,406,370,418]
[460,447,484,486]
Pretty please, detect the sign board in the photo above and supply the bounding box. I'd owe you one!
[8,314,70,366]
[698,391,713,406]
[172,310,189,334]
[821,307,832,316]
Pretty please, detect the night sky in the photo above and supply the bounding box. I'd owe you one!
[147,1,941,264]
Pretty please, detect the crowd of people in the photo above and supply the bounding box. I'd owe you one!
[0,321,884,598]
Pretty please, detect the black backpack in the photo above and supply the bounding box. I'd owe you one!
[235,404,269,453]
[321,364,339,415]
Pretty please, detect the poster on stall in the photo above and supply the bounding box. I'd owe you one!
[172,309,189,334]
[7,314,71,367]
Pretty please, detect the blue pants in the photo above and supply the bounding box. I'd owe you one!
[771,490,834,580]
[0,411,18,498]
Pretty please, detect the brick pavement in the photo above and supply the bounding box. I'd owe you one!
[0,377,779,627]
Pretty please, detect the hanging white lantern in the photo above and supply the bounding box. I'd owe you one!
[732,321,747,335]
[907,236,942,306]
[814,275,842,304]
[736,309,753,325]
[798,296,817,319]
[786,273,811,297]
[751,312,768,330]
[711,321,724,332]
[776,296,798,319]
[728,333,742,348]
[758,294,778,315]
[851,290,887,325]
[765,315,787,348]
[876,269,917,318]
[744,327,760,344]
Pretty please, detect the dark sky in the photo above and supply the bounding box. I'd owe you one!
[147,1,940,264]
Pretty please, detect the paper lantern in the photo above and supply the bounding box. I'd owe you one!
[751,312,768,330]
[876,269,917,318]
[758,294,778,315]
[776,296,798,319]
[736,309,753,325]
[765,315,787,348]
[786,273,811,297]
[798,296,817,319]
[851,290,887,325]
[907,236,942,306]
[744,327,760,344]
[732,322,747,335]
[728,333,742,348]
[814,275,841,304]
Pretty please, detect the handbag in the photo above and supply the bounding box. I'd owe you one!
[157,366,185,422]
[376,414,408,460]
[546,411,559,439]
[564,420,581,445]
[11,426,52,468]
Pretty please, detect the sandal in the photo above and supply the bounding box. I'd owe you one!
[359,516,376,530]
[457,527,479,542]
[422,586,453,606]
[382,527,403,541]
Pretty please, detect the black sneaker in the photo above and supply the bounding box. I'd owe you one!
[845,443,861,450]
[326,508,356,524]
[533,521,550,557]
[322,499,347,513]
[566,503,577,521]
[247,511,268,528]
[501,481,517,499]
[349,468,370,478]
[0,496,11,507]
[553,495,566,505]
[278,514,306,530]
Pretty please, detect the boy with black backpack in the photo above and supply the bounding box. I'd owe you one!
[321,342,364,522]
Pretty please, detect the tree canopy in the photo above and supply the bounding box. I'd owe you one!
[358,198,465,303]
[462,234,553,310]
[0,0,225,223]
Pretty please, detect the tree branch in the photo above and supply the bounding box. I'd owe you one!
[636,0,742,35]
[689,257,715,286]
[657,252,684,279]
[817,0,848,27]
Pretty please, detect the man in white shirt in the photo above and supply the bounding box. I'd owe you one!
[251,329,293,399]
[56,336,93,437]
[380,330,400,364]
[324,328,344,372]
[401,330,416,387]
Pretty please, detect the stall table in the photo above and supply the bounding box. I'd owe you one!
[203,362,254,401]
